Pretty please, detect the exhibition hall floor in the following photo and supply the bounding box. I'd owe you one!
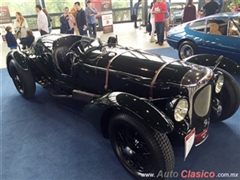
[1,23,240,180]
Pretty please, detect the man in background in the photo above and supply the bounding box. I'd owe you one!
[202,0,218,16]
[152,0,167,46]
[163,0,170,40]
[74,1,88,36]
[133,0,142,28]
[85,1,98,38]
[216,0,223,13]
[36,5,49,36]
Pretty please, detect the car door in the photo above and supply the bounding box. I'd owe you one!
[186,19,206,50]
[202,17,240,61]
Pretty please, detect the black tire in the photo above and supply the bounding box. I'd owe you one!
[108,113,175,180]
[212,68,240,122]
[178,41,198,59]
[8,59,36,98]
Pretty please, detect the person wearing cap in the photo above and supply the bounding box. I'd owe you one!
[85,1,98,38]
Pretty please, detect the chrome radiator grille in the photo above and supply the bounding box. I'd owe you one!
[194,85,212,117]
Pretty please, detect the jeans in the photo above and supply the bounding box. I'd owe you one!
[88,23,97,38]
[78,26,88,36]
[40,30,48,36]
[68,28,74,34]
[155,22,165,43]
[150,17,156,40]
[48,27,52,34]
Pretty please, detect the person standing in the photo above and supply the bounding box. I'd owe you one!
[202,0,218,16]
[74,1,88,36]
[60,7,76,34]
[85,1,98,38]
[43,8,52,34]
[70,6,80,35]
[132,0,142,28]
[215,0,223,13]
[150,0,156,42]
[5,26,18,50]
[13,12,28,39]
[163,0,170,39]
[36,5,49,35]
[182,0,196,23]
[152,0,167,46]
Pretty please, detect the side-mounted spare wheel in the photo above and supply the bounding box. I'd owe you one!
[212,67,240,122]
[8,59,36,98]
[108,113,175,180]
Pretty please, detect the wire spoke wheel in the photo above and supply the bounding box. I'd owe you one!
[109,113,175,180]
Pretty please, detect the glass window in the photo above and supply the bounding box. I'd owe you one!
[232,18,240,30]
[112,0,130,9]
[189,19,206,32]
[45,0,85,13]
[113,9,131,22]
[228,20,240,37]
[206,18,228,35]
[2,0,36,16]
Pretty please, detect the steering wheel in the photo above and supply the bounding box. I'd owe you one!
[68,40,84,54]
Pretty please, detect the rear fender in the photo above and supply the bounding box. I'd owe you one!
[83,92,175,138]
[184,54,240,75]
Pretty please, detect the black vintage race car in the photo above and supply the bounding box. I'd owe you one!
[6,34,240,180]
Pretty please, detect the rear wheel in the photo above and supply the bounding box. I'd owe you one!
[108,113,175,180]
[8,59,36,98]
[178,41,198,59]
[212,68,240,122]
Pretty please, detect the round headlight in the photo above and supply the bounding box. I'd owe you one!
[174,99,189,122]
[215,74,224,93]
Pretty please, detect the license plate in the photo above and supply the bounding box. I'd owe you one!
[184,128,195,160]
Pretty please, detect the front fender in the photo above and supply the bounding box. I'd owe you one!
[83,92,174,137]
[184,54,240,75]
[6,50,30,71]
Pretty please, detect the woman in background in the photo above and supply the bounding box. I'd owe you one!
[149,0,156,42]
[43,8,52,34]
[60,7,75,34]
[182,0,196,23]
[13,12,28,38]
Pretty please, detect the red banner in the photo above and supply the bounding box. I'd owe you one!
[0,6,12,24]
[91,0,113,33]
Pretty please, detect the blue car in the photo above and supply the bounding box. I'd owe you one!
[167,12,240,64]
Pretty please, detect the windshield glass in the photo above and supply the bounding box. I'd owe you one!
[80,37,100,52]
[171,4,184,11]
[233,18,240,30]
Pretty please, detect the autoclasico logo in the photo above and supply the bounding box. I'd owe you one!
[139,170,239,179]
[181,170,215,178]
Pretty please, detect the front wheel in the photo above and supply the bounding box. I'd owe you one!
[108,113,175,180]
[8,59,36,98]
[178,41,198,59]
[212,68,240,122]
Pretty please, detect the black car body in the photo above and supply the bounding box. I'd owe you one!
[6,34,240,180]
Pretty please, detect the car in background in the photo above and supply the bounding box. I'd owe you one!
[170,2,185,26]
[169,0,198,27]
[167,12,240,64]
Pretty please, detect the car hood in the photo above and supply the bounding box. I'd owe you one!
[95,48,192,85]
